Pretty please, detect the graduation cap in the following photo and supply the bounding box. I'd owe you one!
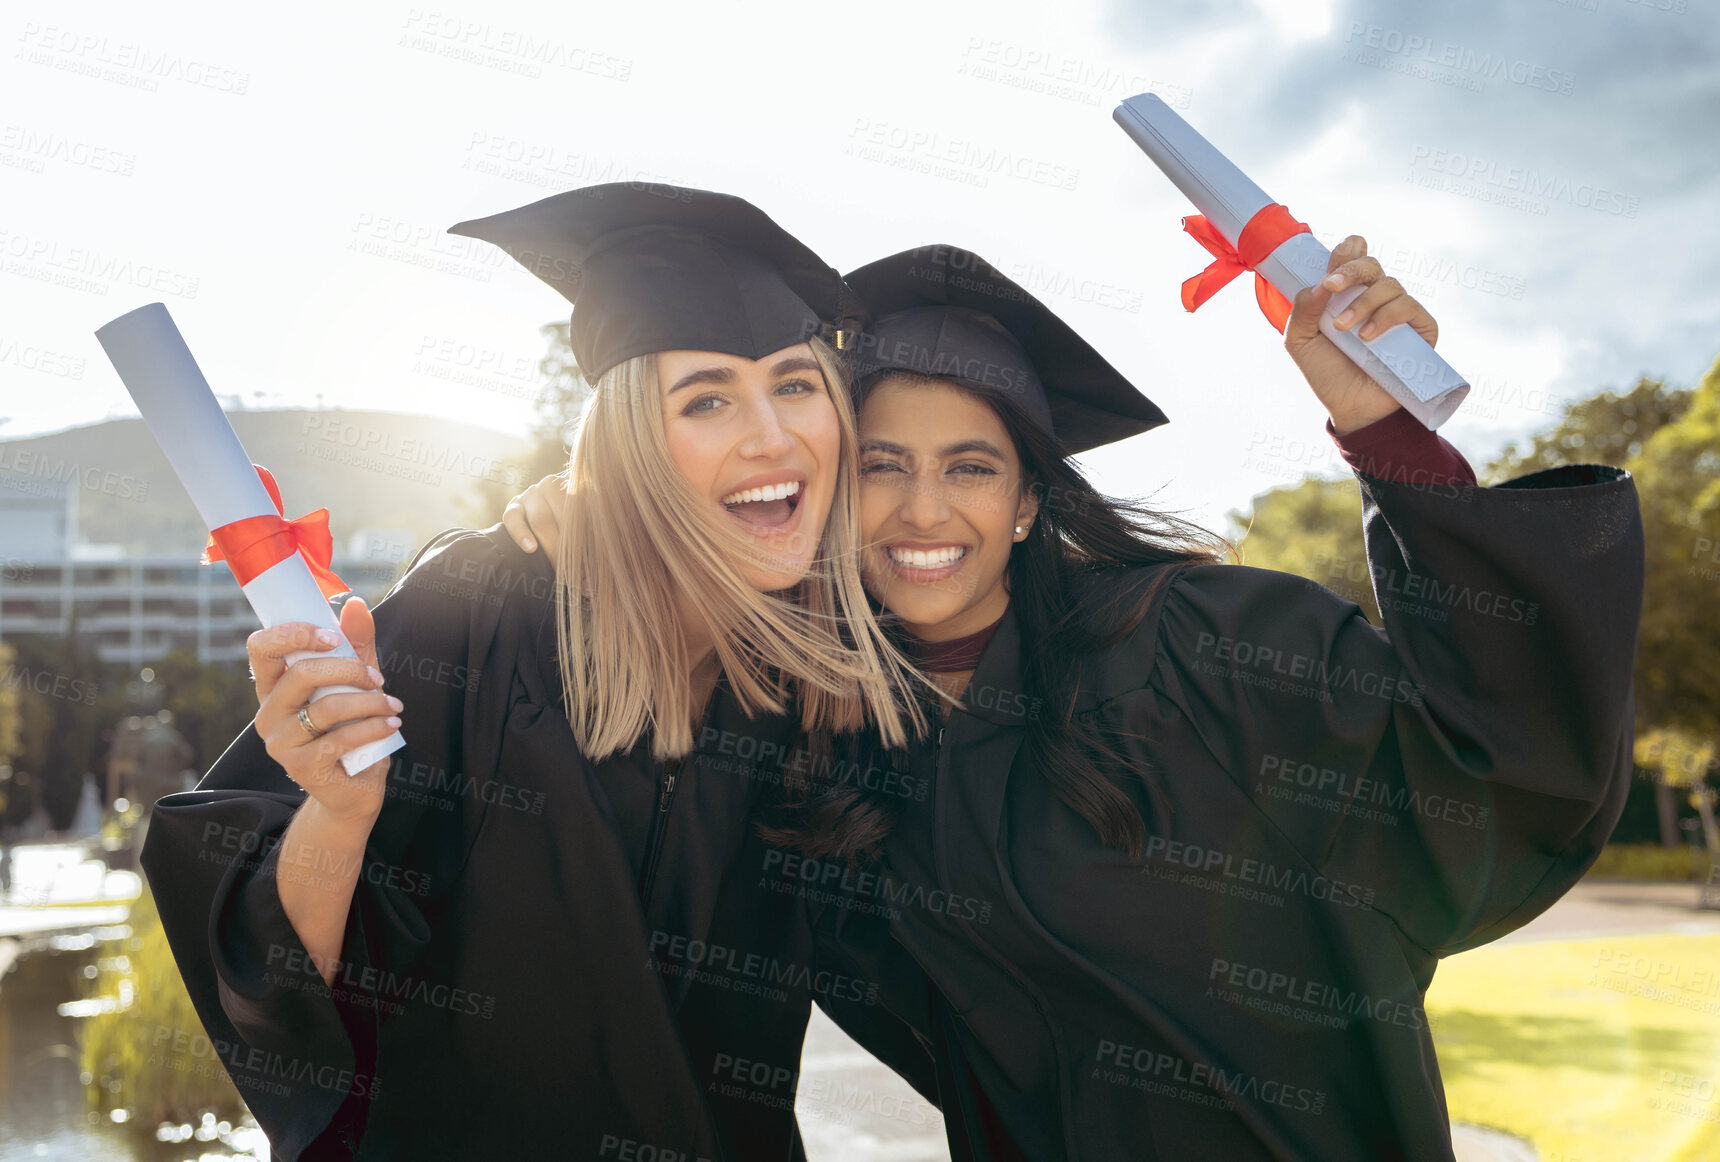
[844,245,1168,455]
[449,183,851,382]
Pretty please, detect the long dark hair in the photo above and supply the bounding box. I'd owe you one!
[761,374,1233,862]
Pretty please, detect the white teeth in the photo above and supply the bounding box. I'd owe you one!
[888,546,967,568]
[721,480,801,505]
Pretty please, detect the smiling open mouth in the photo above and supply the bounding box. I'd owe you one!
[721,480,802,528]
[887,546,967,568]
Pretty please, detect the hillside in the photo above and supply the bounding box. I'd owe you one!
[0,409,533,556]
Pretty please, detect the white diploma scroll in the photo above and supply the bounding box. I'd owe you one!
[94,303,404,776]
[1113,93,1469,429]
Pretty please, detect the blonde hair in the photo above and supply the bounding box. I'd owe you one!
[553,336,925,760]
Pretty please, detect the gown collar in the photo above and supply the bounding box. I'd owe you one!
[948,603,1035,728]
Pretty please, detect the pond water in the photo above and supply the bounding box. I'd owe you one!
[0,943,264,1162]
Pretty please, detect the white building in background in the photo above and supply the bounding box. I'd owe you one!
[0,472,402,667]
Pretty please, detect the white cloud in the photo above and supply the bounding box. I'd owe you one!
[0,0,1710,532]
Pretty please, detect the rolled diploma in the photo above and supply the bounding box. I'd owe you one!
[1113,92,1469,429]
[93,302,404,776]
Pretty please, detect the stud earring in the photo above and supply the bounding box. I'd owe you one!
[1014,525,1024,535]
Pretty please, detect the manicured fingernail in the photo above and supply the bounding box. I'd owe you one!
[386,696,403,712]
[386,716,402,728]
[1323,273,1345,290]
[1335,308,1355,327]
[1359,323,1376,339]
[315,629,338,647]
[522,538,535,551]
[368,666,384,685]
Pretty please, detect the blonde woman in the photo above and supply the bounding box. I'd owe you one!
[141,185,926,1162]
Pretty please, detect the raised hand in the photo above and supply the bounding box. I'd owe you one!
[1283,235,1439,435]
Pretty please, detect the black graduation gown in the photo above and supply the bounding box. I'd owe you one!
[139,526,859,1161]
[815,462,1644,1161]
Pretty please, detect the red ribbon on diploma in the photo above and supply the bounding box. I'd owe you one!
[202,465,350,598]
[1179,203,1312,333]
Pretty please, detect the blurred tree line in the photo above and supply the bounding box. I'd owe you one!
[1231,357,1720,854]
[460,321,591,531]
[0,632,256,829]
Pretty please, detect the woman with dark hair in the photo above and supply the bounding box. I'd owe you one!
[506,239,1643,1161]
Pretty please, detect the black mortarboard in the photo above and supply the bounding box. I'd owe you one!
[844,245,1168,455]
[449,184,849,382]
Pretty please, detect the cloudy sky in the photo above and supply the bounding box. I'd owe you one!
[3,0,1714,532]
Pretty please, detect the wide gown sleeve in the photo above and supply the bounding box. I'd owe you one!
[1148,463,1643,955]
[140,527,516,1160]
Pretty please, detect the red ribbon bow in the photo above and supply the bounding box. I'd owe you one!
[1179,202,1311,333]
[203,465,350,599]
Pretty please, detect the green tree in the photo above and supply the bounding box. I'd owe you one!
[1233,360,1720,859]
[150,650,261,775]
[1484,374,1690,484]
[460,321,590,526]
[1229,477,1378,622]
[1627,355,1720,737]
[1625,356,1720,860]
[0,640,21,768]
[7,631,126,827]
[0,640,22,823]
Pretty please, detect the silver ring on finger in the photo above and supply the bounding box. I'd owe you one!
[298,705,328,739]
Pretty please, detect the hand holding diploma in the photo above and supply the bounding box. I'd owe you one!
[93,302,405,777]
[1113,92,1469,428]
[247,600,397,826]
[1284,234,1441,435]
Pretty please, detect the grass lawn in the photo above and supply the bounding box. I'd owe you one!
[1427,933,1720,1161]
